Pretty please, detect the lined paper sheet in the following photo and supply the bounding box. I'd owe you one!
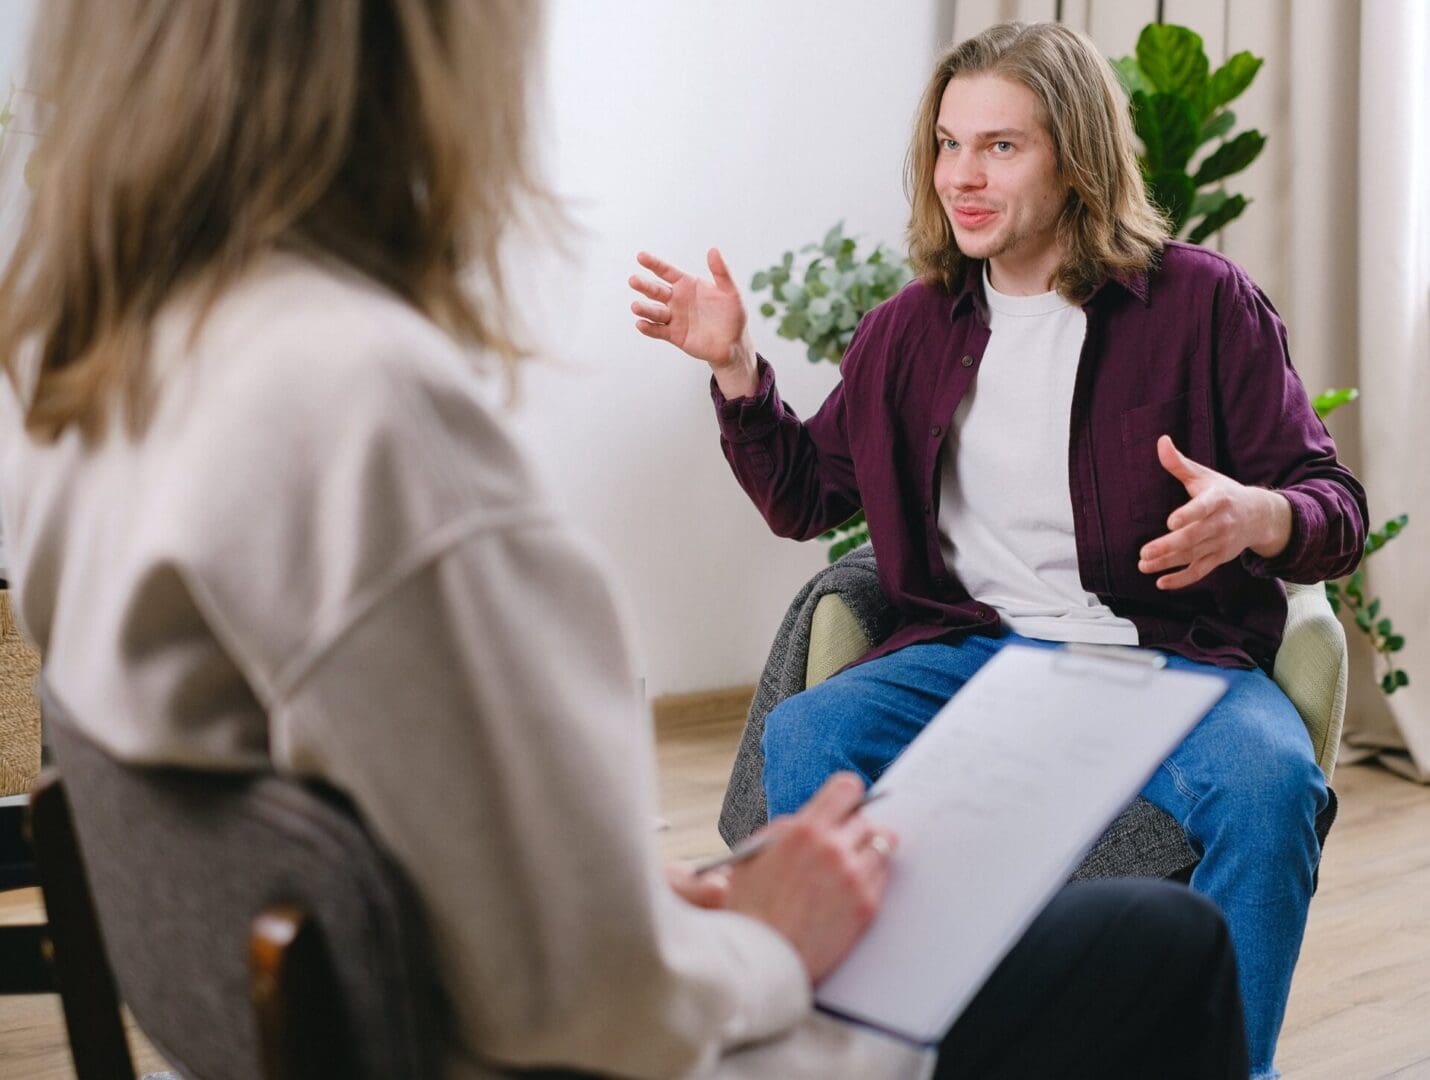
[814,643,1228,1044]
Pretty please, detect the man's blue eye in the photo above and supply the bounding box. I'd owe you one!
[994,141,1014,153]
[941,138,958,151]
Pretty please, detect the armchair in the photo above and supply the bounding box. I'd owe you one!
[720,547,1345,883]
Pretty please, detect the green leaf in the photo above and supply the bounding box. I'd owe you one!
[759,302,775,318]
[821,222,845,257]
[1186,193,1247,244]
[1110,55,1154,100]
[1356,609,1372,632]
[777,311,808,340]
[1382,673,1397,694]
[1387,635,1406,652]
[1396,670,1410,686]
[1191,188,1229,218]
[751,270,770,291]
[1134,91,1200,173]
[1136,24,1209,99]
[1369,599,1382,620]
[1193,129,1265,186]
[1148,171,1196,233]
[1207,52,1263,108]
[1312,386,1359,419]
[1197,109,1236,146]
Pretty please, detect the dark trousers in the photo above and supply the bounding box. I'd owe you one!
[936,879,1248,1079]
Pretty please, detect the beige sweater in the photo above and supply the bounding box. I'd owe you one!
[0,255,929,1079]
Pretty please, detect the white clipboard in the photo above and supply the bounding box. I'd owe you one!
[814,642,1228,1045]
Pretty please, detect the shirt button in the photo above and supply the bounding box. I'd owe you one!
[931,425,942,438]
[961,355,975,367]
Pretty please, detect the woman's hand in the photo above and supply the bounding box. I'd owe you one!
[723,773,896,985]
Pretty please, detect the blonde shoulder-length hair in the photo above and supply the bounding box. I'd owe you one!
[1,0,547,441]
[905,21,1169,301]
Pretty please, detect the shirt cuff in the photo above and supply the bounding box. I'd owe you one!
[711,356,784,443]
[1240,487,1325,580]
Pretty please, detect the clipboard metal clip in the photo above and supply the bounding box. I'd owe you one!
[1054,642,1167,683]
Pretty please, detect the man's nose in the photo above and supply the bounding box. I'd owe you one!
[948,152,985,189]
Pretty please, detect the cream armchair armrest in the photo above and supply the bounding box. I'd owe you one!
[1274,582,1348,780]
[805,593,874,688]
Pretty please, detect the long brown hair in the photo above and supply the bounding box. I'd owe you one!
[0,0,547,440]
[904,21,1169,301]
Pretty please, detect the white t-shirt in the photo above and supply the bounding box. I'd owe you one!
[937,266,1138,645]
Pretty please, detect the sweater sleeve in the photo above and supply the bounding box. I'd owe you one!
[1211,268,1368,583]
[269,510,810,1078]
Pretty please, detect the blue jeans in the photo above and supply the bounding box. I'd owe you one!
[763,634,1327,1080]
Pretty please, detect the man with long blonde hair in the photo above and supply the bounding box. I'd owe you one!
[634,20,1365,1079]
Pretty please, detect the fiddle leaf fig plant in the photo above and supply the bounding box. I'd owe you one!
[1112,24,1265,243]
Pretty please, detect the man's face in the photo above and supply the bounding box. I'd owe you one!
[933,73,1068,284]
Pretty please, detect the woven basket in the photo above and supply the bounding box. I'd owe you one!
[1,589,42,796]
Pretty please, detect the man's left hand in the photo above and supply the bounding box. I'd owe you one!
[1138,435,1293,590]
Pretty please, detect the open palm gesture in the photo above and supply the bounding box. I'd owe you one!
[1138,435,1292,590]
[630,248,751,370]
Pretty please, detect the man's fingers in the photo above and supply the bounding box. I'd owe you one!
[628,273,671,302]
[636,250,685,284]
[634,319,672,342]
[1157,555,1217,590]
[707,246,736,289]
[631,299,669,324]
[1156,434,1207,486]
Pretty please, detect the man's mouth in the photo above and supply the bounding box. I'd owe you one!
[953,206,997,228]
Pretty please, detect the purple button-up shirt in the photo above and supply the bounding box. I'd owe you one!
[714,242,1367,674]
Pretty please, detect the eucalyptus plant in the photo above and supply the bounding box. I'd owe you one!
[750,222,910,365]
[750,223,910,559]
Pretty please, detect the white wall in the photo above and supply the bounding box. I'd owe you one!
[0,0,37,582]
[0,0,34,88]
[511,1,942,696]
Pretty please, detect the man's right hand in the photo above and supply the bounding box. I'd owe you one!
[723,772,896,985]
[630,248,760,399]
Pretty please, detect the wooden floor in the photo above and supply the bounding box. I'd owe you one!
[5,691,1430,1079]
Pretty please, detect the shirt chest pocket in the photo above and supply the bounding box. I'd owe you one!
[1119,393,1199,527]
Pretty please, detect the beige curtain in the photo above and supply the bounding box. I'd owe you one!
[1249,0,1430,781]
[1332,1,1430,780]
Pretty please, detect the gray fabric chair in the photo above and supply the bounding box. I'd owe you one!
[39,682,447,1080]
[720,546,1341,883]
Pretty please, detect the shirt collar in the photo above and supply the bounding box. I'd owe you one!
[947,260,1152,322]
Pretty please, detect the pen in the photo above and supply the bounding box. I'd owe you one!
[689,789,890,876]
